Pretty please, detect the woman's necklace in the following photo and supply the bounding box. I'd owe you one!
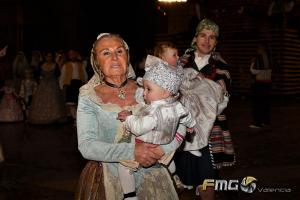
[104,79,128,100]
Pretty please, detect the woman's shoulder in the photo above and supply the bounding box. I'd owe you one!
[79,83,94,98]
[79,75,100,96]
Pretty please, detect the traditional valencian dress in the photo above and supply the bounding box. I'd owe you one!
[175,52,235,186]
[0,86,23,122]
[28,64,67,124]
[19,77,37,113]
[77,75,179,200]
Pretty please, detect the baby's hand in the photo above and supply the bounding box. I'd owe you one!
[197,72,205,79]
[186,127,194,134]
[117,110,132,122]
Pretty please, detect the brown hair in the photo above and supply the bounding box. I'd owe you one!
[153,42,177,58]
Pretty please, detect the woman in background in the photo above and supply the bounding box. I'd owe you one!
[28,52,67,124]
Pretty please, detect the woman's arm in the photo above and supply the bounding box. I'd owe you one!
[77,96,135,162]
[250,62,260,75]
[216,68,232,93]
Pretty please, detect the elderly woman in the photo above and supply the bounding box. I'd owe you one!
[174,19,235,200]
[76,33,180,200]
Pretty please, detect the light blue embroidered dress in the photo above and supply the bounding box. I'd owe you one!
[77,75,179,200]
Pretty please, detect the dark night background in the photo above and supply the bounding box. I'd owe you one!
[1,0,300,95]
[0,1,300,200]
[1,0,163,61]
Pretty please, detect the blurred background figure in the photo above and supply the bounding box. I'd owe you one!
[0,45,7,57]
[59,49,87,126]
[249,43,273,129]
[12,51,30,94]
[133,48,153,78]
[0,44,8,164]
[55,50,66,70]
[30,50,43,82]
[28,52,67,124]
[0,79,24,122]
[19,68,38,120]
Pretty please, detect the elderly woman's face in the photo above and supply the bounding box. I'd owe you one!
[95,36,128,79]
[195,29,217,56]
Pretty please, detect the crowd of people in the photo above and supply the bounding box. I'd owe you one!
[0,49,88,125]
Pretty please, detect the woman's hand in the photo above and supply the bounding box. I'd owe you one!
[135,143,165,167]
[197,72,205,79]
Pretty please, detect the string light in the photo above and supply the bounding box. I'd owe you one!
[157,0,187,16]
